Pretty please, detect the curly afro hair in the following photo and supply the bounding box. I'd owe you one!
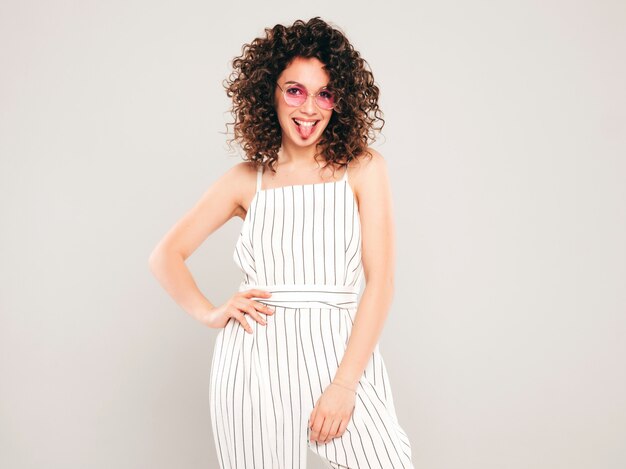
[223,17,385,175]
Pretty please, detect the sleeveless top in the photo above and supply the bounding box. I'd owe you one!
[232,163,364,302]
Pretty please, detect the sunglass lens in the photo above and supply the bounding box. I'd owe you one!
[283,85,336,110]
[285,85,306,106]
[317,90,335,110]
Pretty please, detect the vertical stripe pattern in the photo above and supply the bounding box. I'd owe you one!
[209,165,414,468]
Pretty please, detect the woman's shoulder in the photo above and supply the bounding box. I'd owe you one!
[348,146,385,169]
[222,160,259,186]
[224,161,259,218]
[226,160,257,174]
[347,147,387,192]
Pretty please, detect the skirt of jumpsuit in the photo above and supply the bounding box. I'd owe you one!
[209,165,415,468]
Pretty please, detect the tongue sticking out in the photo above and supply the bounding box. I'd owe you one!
[295,120,316,139]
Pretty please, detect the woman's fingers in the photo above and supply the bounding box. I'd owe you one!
[252,300,275,316]
[240,290,275,316]
[318,417,335,443]
[226,295,276,332]
[236,299,274,325]
[245,291,276,315]
[312,417,347,443]
[324,418,342,443]
[242,289,273,299]
[309,415,324,442]
[336,418,349,439]
[232,310,253,334]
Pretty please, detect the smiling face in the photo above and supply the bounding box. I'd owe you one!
[274,56,334,148]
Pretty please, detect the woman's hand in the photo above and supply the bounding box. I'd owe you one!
[201,289,275,333]
[308,381,357,444]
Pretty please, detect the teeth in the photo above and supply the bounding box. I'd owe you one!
[294,119,317,127]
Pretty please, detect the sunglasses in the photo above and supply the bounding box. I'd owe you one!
[276,82,338,110]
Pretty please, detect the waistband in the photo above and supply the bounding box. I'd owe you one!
[238,282,360,310]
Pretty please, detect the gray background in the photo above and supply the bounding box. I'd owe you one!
[1,1,625,468]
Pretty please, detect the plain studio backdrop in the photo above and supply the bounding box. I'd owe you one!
[1,1,625,468]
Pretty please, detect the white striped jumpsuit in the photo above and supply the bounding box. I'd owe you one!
[209,164,415,468]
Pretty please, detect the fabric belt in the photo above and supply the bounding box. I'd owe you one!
[238,282,360,310]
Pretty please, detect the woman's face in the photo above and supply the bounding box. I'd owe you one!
[274,56,334,147]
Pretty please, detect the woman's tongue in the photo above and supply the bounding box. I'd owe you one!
[294,119,317,139]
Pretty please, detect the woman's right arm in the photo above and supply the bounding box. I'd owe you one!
[147,162,273,331]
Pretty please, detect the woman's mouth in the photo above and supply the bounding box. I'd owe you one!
[292,118,319,139]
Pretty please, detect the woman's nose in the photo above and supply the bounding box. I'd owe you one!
[301,94,317,112]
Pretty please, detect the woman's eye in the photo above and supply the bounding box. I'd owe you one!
[286,87,304,95]
[320,90,333,99]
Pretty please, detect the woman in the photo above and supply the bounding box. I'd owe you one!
[149,17,414,468]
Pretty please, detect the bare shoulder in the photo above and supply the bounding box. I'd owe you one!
[148,161,258,261]
[224,160,257,183]
[185,160,257,224]
[347,147,389,208]
[224,161,259,219]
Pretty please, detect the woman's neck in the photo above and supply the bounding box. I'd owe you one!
[277,142,324,169]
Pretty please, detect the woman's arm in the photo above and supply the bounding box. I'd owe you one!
[148,162,254,322]
[332,149,396,390]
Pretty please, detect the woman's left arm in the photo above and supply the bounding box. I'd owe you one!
[308,149,397,444]
[332,149,396,390]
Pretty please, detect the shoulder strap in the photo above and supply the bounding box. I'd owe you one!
[341,164,349,183]
[256,165,263,192]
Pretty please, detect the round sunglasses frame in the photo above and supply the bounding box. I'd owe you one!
[276,82,338,111]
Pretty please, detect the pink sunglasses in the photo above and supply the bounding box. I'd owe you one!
[276,82,338,110]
